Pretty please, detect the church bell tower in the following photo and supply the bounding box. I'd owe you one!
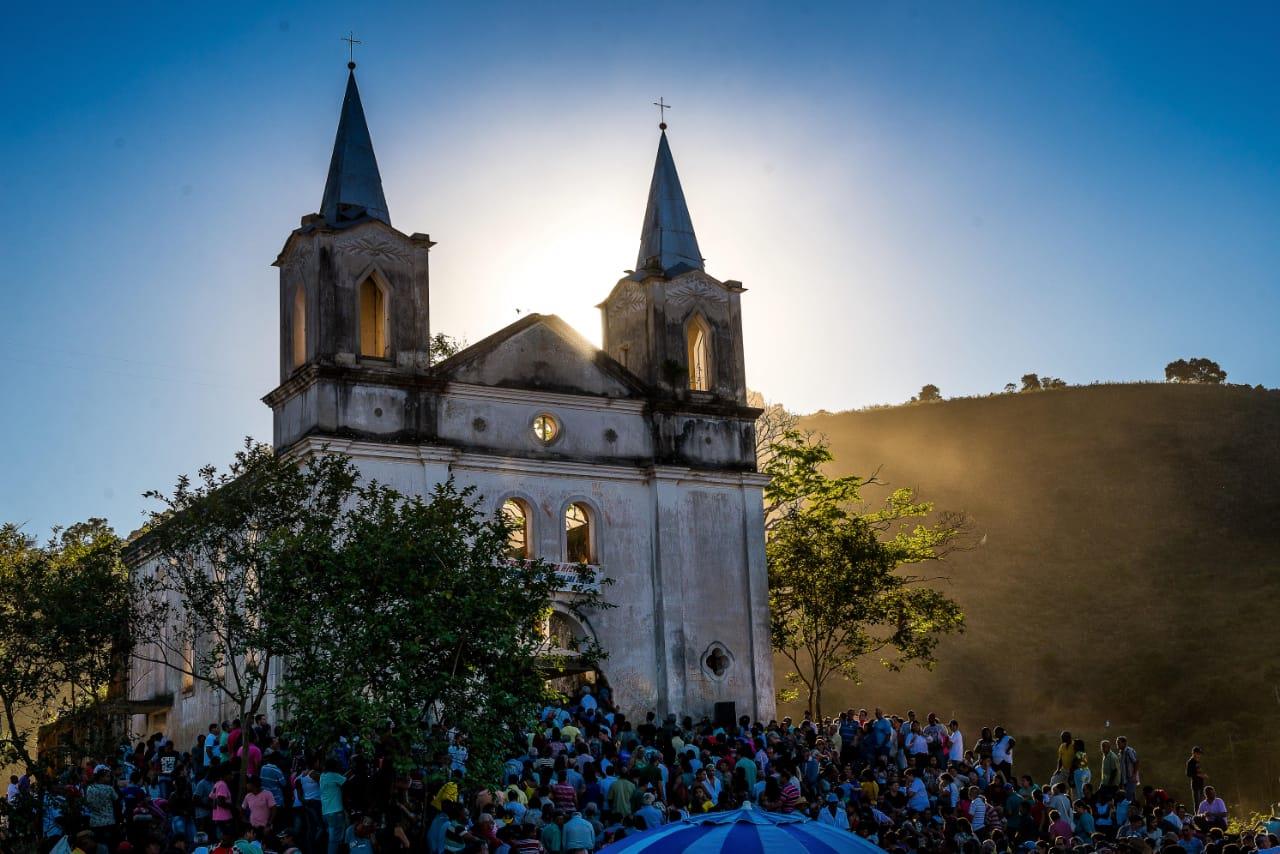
[598,126,749,406]
[264,63,437,451]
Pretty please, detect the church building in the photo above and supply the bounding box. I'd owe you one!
[129,64,774,742]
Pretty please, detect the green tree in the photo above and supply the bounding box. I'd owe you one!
[1165,357,1227,384]
[131,441,359,770]
[914,384,942,403]
[0,521,128,772]
[761,428,969,717]
[1020,373,1042,392]
[274,479,610,782]
[429,333,465,362]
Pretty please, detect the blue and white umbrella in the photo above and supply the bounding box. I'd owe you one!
[599,804,886,853]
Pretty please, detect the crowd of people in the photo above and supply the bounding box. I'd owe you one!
[4,686,1272,854]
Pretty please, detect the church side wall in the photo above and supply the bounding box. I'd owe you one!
[651,472,775,722]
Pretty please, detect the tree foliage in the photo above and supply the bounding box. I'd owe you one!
[131,440,358,736]
[914,384,942,403]
[748,390,799,468]
[0,520,128,773]
[760,420,970,718]
[134,439,608,785]
[1020,373,1042,392]
[761,430,867,529]
[274,479,610,783]
[1165,357,1227,385]
[428,333,465,362]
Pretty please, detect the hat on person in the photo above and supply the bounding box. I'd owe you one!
[827,793,840,804]
[193,834,209,845]
[1192,746,1203,754]
[643,793,656,805]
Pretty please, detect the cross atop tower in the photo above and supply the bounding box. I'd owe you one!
[342,31,362,68]
[653,97,671,130]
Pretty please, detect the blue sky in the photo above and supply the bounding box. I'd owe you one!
[2,1,1278,536]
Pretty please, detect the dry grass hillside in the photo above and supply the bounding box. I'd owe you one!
[783,383,1280,812]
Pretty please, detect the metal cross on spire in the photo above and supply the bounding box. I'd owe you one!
[653,97,671,130]
[342,31,362,68]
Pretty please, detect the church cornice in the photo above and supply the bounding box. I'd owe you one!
[261,362,444,408]
[650,396,763,421]
[285,435,768,487]
[272,217,434,268]
[443,383,647,415]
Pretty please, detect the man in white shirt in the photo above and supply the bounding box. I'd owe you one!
[992,727,1015,778]
[818,794,850,829]
[948,720,965,764]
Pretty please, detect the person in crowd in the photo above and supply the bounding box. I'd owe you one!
[1188,746,1208,808]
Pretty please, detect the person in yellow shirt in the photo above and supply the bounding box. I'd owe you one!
[431,770,462,811]
[1056,731,1076,783]
[860,771,879,802]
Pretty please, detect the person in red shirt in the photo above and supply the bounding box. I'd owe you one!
[551,770,577,812]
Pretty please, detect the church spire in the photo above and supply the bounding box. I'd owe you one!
[320,66,391,228]
[636,130,703,277]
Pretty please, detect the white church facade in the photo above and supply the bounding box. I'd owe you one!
[128,65,775,744]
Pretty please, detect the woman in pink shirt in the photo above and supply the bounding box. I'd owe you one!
[210,771,234,836]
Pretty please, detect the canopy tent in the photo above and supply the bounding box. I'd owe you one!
[599,804,887,853]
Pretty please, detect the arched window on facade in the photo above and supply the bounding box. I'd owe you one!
[546,610,581,652]
[291,284,307,370]
[359,277,387,358]
[501,499,532,561]
[687,315,712,391]
[565,502,594,565]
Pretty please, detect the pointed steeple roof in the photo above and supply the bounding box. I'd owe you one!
[636,130,703,276]
[320,67,391,228]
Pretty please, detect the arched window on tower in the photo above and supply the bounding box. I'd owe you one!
[502,499,532,561]
[359,277,387,358]
[291,284,307,370]
[565,502,594,565]
[687,315,712,391]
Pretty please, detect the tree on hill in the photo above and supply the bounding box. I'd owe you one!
[1041,376,1067,389]
[0,520,128,776]
[761,427,969,717]
[1165,357,1227,385]
[1020,373,1042,392]
[914,384,942,403]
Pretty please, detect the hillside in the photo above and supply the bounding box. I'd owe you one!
[786,383,1280,811]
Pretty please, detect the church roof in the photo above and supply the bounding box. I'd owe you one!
[432,313,649,398]
[320,68,391,228]
[636,131,704,277]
